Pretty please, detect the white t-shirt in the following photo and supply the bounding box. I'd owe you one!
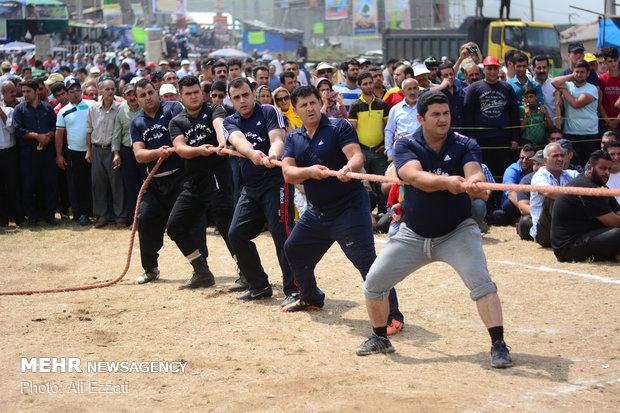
[607,171,620,204]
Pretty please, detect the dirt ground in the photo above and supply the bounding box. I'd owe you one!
[0,221,619,412]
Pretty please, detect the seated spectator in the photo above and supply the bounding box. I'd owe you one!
[516,150,545,240]
[497,143,536,225]
[551,150,620,262]
[519,84,553,146]
[601,130,617,150]
[557,138,584,172]
[603,140,620,203]
[530,142,579,247]
[315,77,347,119]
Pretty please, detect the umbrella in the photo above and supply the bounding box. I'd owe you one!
[0,41,36,53]
[208,48,249,58]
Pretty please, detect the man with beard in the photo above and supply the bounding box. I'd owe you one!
[167,75,238,289]
[333,59,361,111]
[551,150,620,262]
[532,55,556,123]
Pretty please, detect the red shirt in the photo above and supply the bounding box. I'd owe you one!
[599,72,620,118]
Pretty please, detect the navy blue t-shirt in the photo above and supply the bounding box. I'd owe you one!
[130,100,184,173]
[283,114,363,208]
[222,102,286,186]
[393,129,482,238]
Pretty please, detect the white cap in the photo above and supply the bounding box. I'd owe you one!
[181,59,190,66]
[159,83,177,97]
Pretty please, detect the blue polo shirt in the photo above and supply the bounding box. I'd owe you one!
[56,99,95,151]
[393,128,482,238]
[222,102,286,186]
[130,100,184,173]
[283,114,363,209]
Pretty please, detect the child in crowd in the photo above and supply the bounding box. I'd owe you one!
[519,84,553,147]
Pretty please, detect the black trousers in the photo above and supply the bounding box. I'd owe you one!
[535,197,554,248]
[0,146,24,225]
[67,149,92,217]
[555,227,620,262]
[228,174,296,295]
[137,170,207,272]
[167,162,235,258]
[563,134,599,167]
[499,0,510,19]
[20,144,57,222]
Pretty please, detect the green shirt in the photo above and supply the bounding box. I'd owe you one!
[112,101,140,151]
[519,105,546,145]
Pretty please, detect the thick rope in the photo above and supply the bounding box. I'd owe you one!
[0,158,164,296]
[2,146,618,296]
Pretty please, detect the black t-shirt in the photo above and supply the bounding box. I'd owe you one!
[551,173,620,252]
[120,72,135,84]
[168,102,227,177]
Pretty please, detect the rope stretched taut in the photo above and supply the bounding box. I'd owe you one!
[2,146,619,296]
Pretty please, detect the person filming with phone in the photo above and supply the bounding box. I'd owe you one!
[520,84,553,147]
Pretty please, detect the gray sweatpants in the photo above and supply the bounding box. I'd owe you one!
[363,218,497,302]
[91,145,126,223]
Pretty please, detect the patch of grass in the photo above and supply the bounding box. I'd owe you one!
[257,366,268,374]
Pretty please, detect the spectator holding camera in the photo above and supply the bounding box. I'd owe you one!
[519,84,553,146]
[316,77,347,119]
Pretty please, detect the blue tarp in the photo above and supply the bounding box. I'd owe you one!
[598,18,620,49]
[240,19,303,53]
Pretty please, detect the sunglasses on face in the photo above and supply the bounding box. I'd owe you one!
[211,93,225,99]
[275,95,289,102]
[317,70,332,75]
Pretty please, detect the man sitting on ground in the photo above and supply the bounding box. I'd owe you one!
[516,150,544,240]
[551,150,620,262]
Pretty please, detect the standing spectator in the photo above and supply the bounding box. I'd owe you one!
[333,59,361,111]
[383,63,413,109]
[13,79,57,226]
[268,64,280,91]
[86,78,125,227]
[382,58,397,88]
[369,66,387,99]
[55,77,95,226]
[284,60,307,87]
[552,60,599,166]
[508,52,544,105]
[348,71,390,213]
[551,150,620,262]
[112,83,145,223]
[558,42,600,87]
[598,47,620,133]
[499,0,510,19]
[463,56,520,181]
[384,78,420,163]
[428,62,465,129]
[295,41,307,61]
[0,88,24,226]
[316,77,347,119]
[532,55,557,124]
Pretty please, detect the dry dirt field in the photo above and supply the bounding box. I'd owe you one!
[0,222,619,412]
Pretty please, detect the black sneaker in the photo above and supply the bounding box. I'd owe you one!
[236,286,273,300]
[281,293,300,307]
[356,333,395,356]
[490,340,513,368]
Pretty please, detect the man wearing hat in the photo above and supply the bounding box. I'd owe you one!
[159,83,178,102]
[424,57,440,84]
[176,59,192,79]
[314,61,335,84]
[413,64,431,90]
[55,77,96,225]
[89,66,101,82]
[463,55,520,181]
[558,42,600,86]
[112,82,145,223]
[0,61,17,85]
[121,49,136,73]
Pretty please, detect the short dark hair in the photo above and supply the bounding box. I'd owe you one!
[76,67,87,75]
[178,75,200,92]
[22,67,32,73]
[403,65,414,79]
[601,46,619,60]
[603,139,620,152]
[522,83,538,96]
[150,71,164,80]
[212,61,228,74]
[59,65,71,73]
[386,58,398,67]
[290,85,321,107]
[589,149,612,166]
[504,49,519,65]
[279,70,296,84]
[21,79,38,92]
[252,65,268,78]
[50,81,66,95]
[228,77,251,94]
[369,65,382,72]
[340,59,359,72]
[522,143,536,153]
[357,70,373,84]
[417,90,449,117]
[284,60,298,69]
[121,62,130,70]
[574,59,590,71]
[438,62,453,73]
[547,127,563,138]
[201,81,212,94]
[227,58,243,69]
[105,62,117,71]
[531,55,549,67]
[211,80,227,93]
[134,78,154,93]
[602,130,618,139]
[512,52,529,65]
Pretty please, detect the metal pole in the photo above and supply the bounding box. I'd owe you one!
[530,0,535,21]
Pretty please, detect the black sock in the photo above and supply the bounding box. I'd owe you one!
[373,326,388,338]
[488,326,504,344]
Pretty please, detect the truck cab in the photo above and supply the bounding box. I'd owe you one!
[483,20,561,68]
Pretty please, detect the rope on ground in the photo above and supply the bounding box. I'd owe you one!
[2,146,619,296]
[0,158,164,296]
